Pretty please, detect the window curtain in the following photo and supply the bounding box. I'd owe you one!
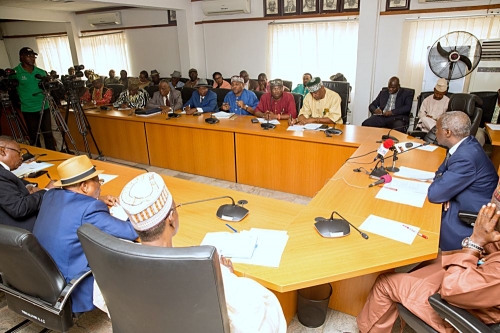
[400,16,500,97]
[36,36,72,75]
[267,20,359,90]
[80,32,130,76]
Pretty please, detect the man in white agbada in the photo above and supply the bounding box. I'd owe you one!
[417,78,450,132]
[93,172,286,333]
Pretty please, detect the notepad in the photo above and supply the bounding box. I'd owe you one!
[213,111,235,119]
[13,162,54,178]
[394,166,435,182]
[201,232,258,259]
[256,118,280,125]
[360,215,418,244]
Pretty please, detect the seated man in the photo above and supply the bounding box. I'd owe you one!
[212,71,231,89]
[290,77,342,125]
[428,111,498,251]
[33,155,138,313]
[476,88,500,146]
[146,79,182,112]
[292,73,312,97]
[169,70,184,90]
[357,198,500,333]
[416,78,449,132]
[0,138,53,232]
[183,79,218,114]
[113,79,149,109]
[184,68,199,88]
[119,69,129,89]
[104,69,120,86]
[362,76,413,132]
[81,76,113,105]
[255,73,270,93]
[94,172,287,333]
[150,69,161,86]
[255,79,297,120]
[221,76,259,115]
[240,70,258,91]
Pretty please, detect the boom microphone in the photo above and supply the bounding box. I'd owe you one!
[314,211,369,239]
[369,174,392,187]
[374,138,394,161]
[381,124,408,143]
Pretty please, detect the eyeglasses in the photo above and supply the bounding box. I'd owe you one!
[90,178,105,185]
[1,146,22,156]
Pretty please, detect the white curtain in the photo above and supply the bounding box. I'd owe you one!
[80,32,130,76]
[400,16,500,97]
[267,20,359,89]
[36,36,72,75]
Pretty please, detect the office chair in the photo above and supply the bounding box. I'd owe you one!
[447,93,483,137]
[181,87,197,105]
[253,90,264,101]
[77,224,231,333]
[291,92,303,112]
[0,225,91,333]
[282,80,293,91]
[213,88,231,109]
[107,84,124,104]
[397,293,499,333]
[322,81,350,124]
[145,85,159,98]
[412,91,454,131]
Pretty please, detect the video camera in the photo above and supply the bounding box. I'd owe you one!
[35,74,62,91]
[0,68,19,91]
[61,64,85,91]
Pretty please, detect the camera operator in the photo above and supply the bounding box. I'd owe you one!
[10,47,56,151]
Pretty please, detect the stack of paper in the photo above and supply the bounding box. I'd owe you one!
[359,215,419,244]
[213,111,235,119]
[375,177,431,208]
[256,118,280,125]
[287,125,305,131]
[201,232,258,258]
[13,162,53,178]
[394,166,435,182]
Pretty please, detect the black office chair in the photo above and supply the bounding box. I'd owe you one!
[447,93,483,137]
[253,90,264,101]
[0,225,91,333]
[397,293,499,333]
[207,78,214,86]
[213,88,231,109]
[181,87,197,105]
[283,80,293,91]
[145,85,159,98]
[107,84,124,104]
[77,224,231,333]
[291,92,303,113]
[322,81,350,124]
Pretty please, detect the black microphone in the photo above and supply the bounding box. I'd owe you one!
[205,112,219,124]
[381,124,408,143]
[314,211,368,239]
[261,112,276,130]
[178,196,248,222]
[368,174,392,187]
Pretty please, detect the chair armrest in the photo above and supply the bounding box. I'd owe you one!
[408,130,427,139]
[54,269,92,310]
[458,211,478,226]
[429,293,493,333]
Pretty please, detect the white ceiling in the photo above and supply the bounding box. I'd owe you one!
[0,0,123,13]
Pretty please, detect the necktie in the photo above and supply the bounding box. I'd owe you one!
[200,96,204,104]
[164,96,170,107]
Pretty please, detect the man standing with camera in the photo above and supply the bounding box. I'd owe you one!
[11,47,55,151]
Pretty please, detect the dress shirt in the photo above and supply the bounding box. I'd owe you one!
[0,161,10,171]
[448,137,467,156]
[299,89,342,124]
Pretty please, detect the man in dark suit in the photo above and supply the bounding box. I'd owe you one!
[428,111,498,251]
[183,79,218,113]
[146,79,182,112]
[0,137,53,231]
[362,76,414,133]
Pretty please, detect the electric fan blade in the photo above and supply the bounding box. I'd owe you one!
[436,42,450,58]
[459,54,473,71]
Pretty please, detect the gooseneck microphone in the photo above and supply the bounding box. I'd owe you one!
[205,112,219,124]
[178,196,249,222]
[381,124,408,143]
[314,211,369,239]
[369,174,392,187]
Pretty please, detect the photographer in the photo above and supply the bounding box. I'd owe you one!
[10,47,55,151]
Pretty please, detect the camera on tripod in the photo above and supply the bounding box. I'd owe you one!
[61,64,85,91]
[0,68,20,91]
[35,74,61,91]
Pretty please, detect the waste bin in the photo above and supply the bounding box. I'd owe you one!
[297,284,332,328]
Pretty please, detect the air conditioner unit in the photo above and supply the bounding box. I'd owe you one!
[202,0,251,16]
[418,0,467,3]
[468,39,500,92]
[87,12,121,27]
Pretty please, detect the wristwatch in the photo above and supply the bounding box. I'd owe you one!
[244,104,249,111]
[461,237,484,253]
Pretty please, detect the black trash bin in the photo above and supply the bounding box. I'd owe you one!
[297,284,332,328]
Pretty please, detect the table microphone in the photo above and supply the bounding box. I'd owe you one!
[381,125,408,143]
[368,174,392,187]
[374,138,394,161]
[314,211,369,239]
[178,195,248,222]
[261,114,276,130]
[205,112,219,124]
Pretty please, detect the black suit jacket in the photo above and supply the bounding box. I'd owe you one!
[0,166,45,232]
[479,93,499,127]
[369,88,414,117]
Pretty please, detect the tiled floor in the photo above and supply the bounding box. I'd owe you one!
[0,153,417,332]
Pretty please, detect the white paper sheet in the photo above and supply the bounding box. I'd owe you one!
[256,118,280,125]
[359,215,418,245]
[304,123,323,130]
[375,177,431,208]
[394,166,435,182]
[110,205,128,221]
[117,107,131,111]
[394,141,438,153]
[213,111,235,119]
[99,174,118,185]
[487,123,500,131]
[417,145,438,152]
[13,162,54,178]
[287,125,305,131]
[201,232,258,259]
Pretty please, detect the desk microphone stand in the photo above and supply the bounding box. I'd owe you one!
[385,148,400,173]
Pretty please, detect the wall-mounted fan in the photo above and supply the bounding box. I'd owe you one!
[428,31,482,82]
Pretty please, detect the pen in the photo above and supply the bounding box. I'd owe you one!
[46,172,52,180]
[225,223,237,233]
[378,185,398,191]
[402,225,428,239]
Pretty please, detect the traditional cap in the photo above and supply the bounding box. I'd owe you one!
[306,77,323,92]
[189,68,198,73]
[19,47,38,56]
[120,172,173,231]
[170,70,181,78]
[269,79,283,87]
[150,69,160,76]
[90,74,102,83]
[128,78,140,90]
[53,155,103,187]
[330,73,347,82]
[435,78,448,93]
[195,78,211,88]
[231,75,244,84]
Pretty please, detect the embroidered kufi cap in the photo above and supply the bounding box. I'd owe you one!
[306,77,323,92]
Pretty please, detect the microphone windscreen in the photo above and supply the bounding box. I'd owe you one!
[383,138,394,149]
[380,174,392,183]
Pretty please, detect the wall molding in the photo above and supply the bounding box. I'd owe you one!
[75,6,136,15]
[380,4,500,16]
[2,32,67,39]
[195,11,358,25]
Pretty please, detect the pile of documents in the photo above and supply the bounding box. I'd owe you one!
[201,228,289,267]
[286,123,325,131]
[213,111,235,119]
[13,162,53,178]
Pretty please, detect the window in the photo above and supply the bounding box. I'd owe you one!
[267,20,359,90]
[36,35,73,76]
[80,32,130,76]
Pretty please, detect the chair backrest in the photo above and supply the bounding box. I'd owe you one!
[77,224,231,333]
[145,85,159,98]
[470,91,498,127]
[180,77,189,83]
[213,88,231,108]
[282,80,293,91]
[181,87,197,105]
[207,78,214,86]
[0,225,73,331]
[291,92,303,112]
[107,84,124,103]
[253,90,265,101]
[447,93,483,136]
[322,81,350,123]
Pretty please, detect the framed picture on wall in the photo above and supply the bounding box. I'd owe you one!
[320,0,339,13]
[302,0,319,14]
[282,0,299,15]
[264,0,281,16]
[386,0,410,11]
[168,10,177,25]
[340,0,359,12]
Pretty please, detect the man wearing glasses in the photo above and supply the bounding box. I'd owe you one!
[0,138,53,231]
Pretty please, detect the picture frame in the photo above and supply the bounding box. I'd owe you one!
[168,10,177,25]
[282,0,300,16]
[302,0,319,14]
[340,0,359,12]
[386,0,410,11]
[264,0,281,17]
[320,0,339,13]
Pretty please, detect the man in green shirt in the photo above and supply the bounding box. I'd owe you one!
[11,47,55,151]
[292,72,312,97]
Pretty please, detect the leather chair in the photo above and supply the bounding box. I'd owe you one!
[291,92,303,112]
[447,93,483,137]
[0,225,91,333]
[283,80,293,91]
[253,90,265,101]
[412,91,454,131]
[471,91,498,128]
[77,224,230,333]
[145,85,159,98]
[181,87,196,105]
[213,88,231,109]
[322,81,350,124]
[397,293,500,333]
[107,84,124,104]
[207,78,214,86]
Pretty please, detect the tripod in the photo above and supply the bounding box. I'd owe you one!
[0,92,31,145]
[63,88,104,160]
[35,90,79,154]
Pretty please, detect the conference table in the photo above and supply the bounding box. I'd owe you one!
[30,110,446,324]
[486,124,500,172]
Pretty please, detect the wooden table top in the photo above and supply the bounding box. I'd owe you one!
[486,124,500,146]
